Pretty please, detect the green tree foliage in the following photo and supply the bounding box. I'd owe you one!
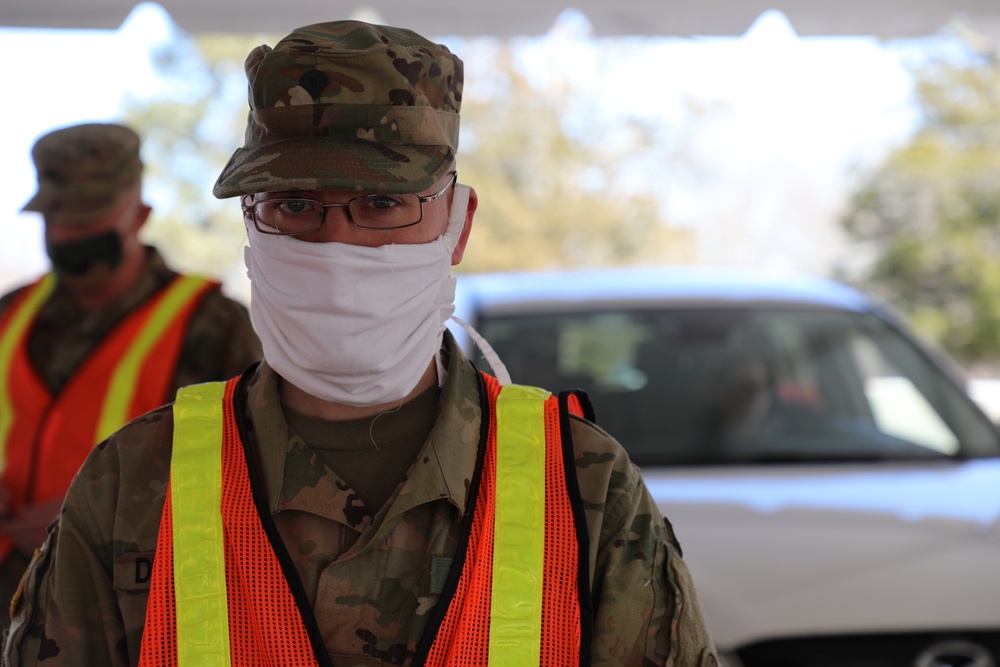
[840,33,1000,364]
[454,42,695,272]
[123,32,696,289]
[123,33,278,284]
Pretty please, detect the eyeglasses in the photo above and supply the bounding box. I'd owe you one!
[242,172,458,235]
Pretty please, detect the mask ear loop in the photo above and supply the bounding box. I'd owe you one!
[440,183,471,253]
[450,316,511,386]
[439,182,511,386]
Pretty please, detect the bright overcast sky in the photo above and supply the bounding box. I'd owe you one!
[0,3,918,293]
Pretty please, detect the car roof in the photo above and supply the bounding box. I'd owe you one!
[455,265,875,316]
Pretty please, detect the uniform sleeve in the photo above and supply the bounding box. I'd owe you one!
[571,417,719,667]
[3,473,129,666]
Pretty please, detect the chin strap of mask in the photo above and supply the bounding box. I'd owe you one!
[449,316,512,386]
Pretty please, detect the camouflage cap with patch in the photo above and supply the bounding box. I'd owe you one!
[213,20,463,198]
[22,122,143,222]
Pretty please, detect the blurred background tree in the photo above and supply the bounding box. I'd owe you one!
[124,28,699,299]
[839,25,1000,368]
[122,32,274,291]
[454,41,696,271]
[122,15,1000,370]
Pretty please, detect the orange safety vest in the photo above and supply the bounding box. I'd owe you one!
[139,372,594,667]
[0,273,217,562]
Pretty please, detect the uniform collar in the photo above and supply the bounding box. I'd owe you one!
[244,330,483,526]
[389,331,483,519]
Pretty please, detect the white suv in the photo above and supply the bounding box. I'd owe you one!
[450,265,1000,667]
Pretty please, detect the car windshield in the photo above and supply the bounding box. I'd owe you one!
[475,306,1000,465]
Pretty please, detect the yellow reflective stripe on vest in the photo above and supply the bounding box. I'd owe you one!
[490,384,550,666]
[171,381,232,667]
[0,274,56,469]
[96,275,209,443]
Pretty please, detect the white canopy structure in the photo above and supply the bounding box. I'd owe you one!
[3,0,1000,38]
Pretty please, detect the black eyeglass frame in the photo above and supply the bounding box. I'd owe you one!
[241,172,459,235]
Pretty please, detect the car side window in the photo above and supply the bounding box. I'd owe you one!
[476,306,1000,465]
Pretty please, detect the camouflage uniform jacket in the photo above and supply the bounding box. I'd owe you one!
[0,247,261,394]
[2,335,718,667]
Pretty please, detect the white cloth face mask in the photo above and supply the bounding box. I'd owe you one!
[244,184,471,407]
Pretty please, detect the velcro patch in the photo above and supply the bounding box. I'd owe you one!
[429,556,452,595]
[113,552,155,592]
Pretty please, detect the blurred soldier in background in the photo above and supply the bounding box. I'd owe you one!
[0,122,261,630]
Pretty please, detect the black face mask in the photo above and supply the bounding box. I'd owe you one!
[45,229,124,275]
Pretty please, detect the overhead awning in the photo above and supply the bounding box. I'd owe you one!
[3,0,1000,38]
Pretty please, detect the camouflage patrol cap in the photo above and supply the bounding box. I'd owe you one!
[213,20,463,198]
[22,122,143,222]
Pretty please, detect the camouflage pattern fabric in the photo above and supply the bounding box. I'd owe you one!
[2,333,718,666]
[21,123,143,223]
[213,20,463,198]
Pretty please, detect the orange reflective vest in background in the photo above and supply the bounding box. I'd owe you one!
[139,372,593,667]
[0,273,217,561]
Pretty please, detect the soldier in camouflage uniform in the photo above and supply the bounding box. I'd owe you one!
[3,22,718,666]
[0,123,261,630]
